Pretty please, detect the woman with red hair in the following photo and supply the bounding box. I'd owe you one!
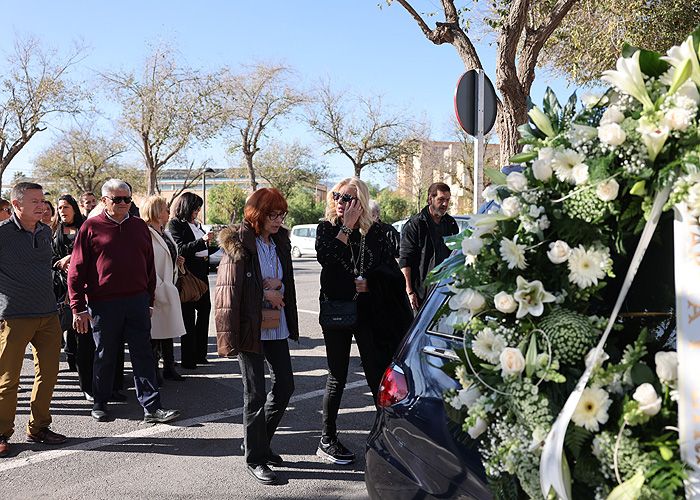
[214,188,299,486]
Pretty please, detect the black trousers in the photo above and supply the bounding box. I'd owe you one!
[238,339,295,466]
[74,328,124,396]
[321,320,386,440]
[180,291,211,367]
[88,293,161,412]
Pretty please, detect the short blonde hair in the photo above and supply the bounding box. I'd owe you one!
[324,177,374,235]
[141,195,168,226]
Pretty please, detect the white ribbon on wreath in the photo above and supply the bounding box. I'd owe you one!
[674,203,700,499]
[539,184,673,499]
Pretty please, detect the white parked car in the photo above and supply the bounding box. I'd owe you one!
[290,223,318,258]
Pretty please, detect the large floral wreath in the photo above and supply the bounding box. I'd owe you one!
[434,28,700,500]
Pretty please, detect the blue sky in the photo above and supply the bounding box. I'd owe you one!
[3,1,578,188]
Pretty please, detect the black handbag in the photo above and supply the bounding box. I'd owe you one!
[319,296,358,332]
[57,301,73,332]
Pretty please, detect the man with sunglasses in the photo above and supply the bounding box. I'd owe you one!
[399,182,459,311]
[68,179,180,424]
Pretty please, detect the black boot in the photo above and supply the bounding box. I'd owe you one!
[162,339,184,381]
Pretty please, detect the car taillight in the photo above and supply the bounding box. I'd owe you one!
[377,364,408,408]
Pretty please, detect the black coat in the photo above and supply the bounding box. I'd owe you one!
[167,218,216,281]
[398,206,459,302]
[316,220,413,354]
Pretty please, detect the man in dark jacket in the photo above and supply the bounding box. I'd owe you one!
[68,179,179,424]
[399,182,459,311]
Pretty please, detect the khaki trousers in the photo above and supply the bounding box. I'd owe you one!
[0,315,61,438]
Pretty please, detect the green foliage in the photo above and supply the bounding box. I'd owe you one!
[565,424,593,460]
[374,188,412,223]
[285,188,325,227]
[206,182,247,225]
[544,0,700,85]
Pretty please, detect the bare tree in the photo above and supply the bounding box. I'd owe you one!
[307,82,424,178]
[223,63,307,191]
[0,36,85,191]
[387,0,579,165]
[103,45,228,194]
[33,125,130,194]
[230,141,326,197]
[162,159,214,205]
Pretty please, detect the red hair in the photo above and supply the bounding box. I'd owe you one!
[244,188,288,235]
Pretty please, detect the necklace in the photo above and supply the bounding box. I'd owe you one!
[349,234,365,276]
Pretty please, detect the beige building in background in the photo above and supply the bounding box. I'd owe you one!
[397,140,499,214]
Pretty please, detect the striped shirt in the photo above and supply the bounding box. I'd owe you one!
[255,236,289,341]
[0,214,57,319]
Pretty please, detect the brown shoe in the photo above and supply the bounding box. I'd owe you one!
[26,428,67,445]
[0,436,9,457]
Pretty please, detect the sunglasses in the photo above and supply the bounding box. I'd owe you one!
[332,192,357,203]
[267,211,287,222]
[106,196,132,205]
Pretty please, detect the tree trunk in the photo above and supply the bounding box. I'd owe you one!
[354,164,362,178]
[0,164,6,193]
[147,167,158,195]
[495,84,529,166]
[245,153,258,191]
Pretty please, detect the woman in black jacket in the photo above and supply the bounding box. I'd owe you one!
[167,192,216,369]
[315,177,413,465]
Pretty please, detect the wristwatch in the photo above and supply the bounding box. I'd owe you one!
[339,225,353,236]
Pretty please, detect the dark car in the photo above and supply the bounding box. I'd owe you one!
[365,214,492,500]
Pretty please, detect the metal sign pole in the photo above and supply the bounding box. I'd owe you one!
[473,69,485,213]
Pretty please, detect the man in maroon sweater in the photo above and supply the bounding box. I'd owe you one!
[68,179,180,424]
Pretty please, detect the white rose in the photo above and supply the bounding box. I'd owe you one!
[572,163,590,185]
[547,240,571,264]
[482,184,499,202]
[538,147,555,161]
[493,291,517,313]
[449,288,486,313]
[655,351,678,385]
[596,179,620,202]
[633,383,662,416]
[598,122,627,146]
[457,386,481,408]
[506,172,528,192]
[500,197,520,218]
[461,237,483,256]
[499,347,525,377]
[663,107,694,131]
[531,158,553,181]
[467,417,488,439]
[600,106,625,125]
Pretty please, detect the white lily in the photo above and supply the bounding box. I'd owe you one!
[528,106,556,137]
[662,35,700,87]
[602,51,654,111]
[513,276,556,319]
[637,116,670,161]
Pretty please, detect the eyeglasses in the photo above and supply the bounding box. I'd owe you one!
[267,211,287,222]
[106,196,132,205]
[332,192,357,203]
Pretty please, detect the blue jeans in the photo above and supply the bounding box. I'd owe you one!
[88,293,161,413]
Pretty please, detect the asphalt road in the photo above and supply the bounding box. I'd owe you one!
[1,257,376,499]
